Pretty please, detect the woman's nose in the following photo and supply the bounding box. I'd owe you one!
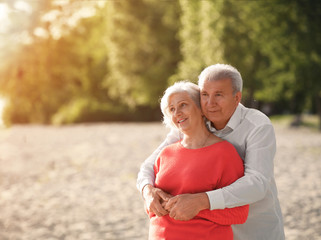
[174,108,181,117]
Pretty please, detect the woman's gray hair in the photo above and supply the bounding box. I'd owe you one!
[160,81,200,129]
[198,64,243,94]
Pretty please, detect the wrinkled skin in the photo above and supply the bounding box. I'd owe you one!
[143,184,172,217]
[143,185,209,221]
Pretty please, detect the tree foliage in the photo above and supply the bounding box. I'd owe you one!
[105,0,181,108]
[252,0,321,120]
[171,0,224,84]
[0,3,110,124]
[0,0,320,128]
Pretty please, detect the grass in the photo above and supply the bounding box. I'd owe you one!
[270,114,320,131]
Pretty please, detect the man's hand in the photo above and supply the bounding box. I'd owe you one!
[142,184,172,217]
[164,193,210,221]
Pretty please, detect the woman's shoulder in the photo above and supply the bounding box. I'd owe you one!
[206,137,230,148]
[159,141,181,155]
[209,140,239,157]
[218,139,235,148]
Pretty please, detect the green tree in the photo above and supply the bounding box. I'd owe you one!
[0,3,111,125]
[175,0,321,131]
[252,0,321,128]
[105,0,181,112]
[171,0,224,84]
[174,0,265,107]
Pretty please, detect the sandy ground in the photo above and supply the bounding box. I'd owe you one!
[0,122,320,240]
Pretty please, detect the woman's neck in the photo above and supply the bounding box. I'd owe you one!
[181,125,212,149]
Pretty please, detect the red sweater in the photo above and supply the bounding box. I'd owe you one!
[149,141,249,240]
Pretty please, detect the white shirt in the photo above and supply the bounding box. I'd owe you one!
[137,104,285,240]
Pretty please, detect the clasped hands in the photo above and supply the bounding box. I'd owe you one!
[143,185,209,221]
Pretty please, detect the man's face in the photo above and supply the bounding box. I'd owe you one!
[200,78,241,130]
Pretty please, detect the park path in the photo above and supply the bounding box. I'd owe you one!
[0,123,320,240]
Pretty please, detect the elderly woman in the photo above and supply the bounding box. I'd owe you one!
[147,81,248,240]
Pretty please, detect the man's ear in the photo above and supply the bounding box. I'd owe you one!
[235,91,242,104]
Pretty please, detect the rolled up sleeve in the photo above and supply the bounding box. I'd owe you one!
[208,124,276,209]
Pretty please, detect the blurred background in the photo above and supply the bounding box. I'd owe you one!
[0,0,320,129]
[0,1,321,240]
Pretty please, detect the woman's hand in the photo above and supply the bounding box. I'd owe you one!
[142,184,172,217]
[164,193,210,221]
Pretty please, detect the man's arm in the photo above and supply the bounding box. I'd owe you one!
[137,128,181,216]
[136,128,181,192]
[197,205,249,225]
[207,124,276,210]
[164,193,210,220]
[163,192,249,223]
[143,184,172,217]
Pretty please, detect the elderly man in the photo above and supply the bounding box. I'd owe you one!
[137,64,285,240]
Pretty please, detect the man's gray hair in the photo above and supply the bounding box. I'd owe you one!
[198,64,243,94]
[160,81,200,129]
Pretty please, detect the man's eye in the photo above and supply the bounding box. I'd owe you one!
[201,93,208,96]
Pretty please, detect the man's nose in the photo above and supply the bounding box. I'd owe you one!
[208,95,216,106]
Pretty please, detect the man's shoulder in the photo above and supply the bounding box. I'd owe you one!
[240,105,272,127]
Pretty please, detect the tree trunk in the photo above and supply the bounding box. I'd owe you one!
[290,114,302,127]
[316,94,321,131]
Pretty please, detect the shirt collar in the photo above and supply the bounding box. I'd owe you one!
[206,103,242,133]
[227,103,242,130]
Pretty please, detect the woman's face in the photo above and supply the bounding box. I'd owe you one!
[167,91,203,133]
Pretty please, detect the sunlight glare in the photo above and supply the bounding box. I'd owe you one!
[67,7,96,27]
[34,27,49,38]
[0,98,6,126]
[14,1,32,14]
[0,3,8,19]
[0,3,10,33]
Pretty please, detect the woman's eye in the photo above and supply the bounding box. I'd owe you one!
[169,107,175,112]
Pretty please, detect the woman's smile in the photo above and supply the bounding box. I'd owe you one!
[178,118,187,124]
[167,92,203,133]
